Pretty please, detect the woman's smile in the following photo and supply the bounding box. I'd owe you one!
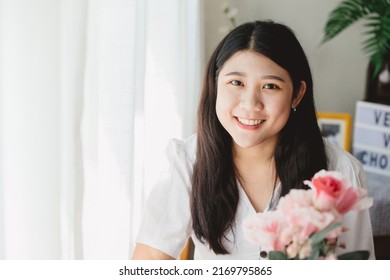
[235,117,265,130]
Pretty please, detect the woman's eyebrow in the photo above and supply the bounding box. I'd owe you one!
[224,71,247,77]
[224,72,286,83]
[261,75,286,82]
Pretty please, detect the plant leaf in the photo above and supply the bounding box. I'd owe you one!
[308,243,322,260]
[310,222,341,245]
[322,0,390,78]
[322,0,373,43]
[268,251,288,260]
[370,52,385,78]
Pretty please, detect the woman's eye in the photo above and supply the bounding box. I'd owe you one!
[263,83,279,90]
[230,80,243,86]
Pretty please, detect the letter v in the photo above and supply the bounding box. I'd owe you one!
[384,133,390,148]
[375,111,382,124]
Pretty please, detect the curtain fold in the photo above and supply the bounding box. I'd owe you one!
[59,0,88,260]
[82,0,203,259]
[81,0,135,259]
[0,0,88,259]
[0,0,202,259]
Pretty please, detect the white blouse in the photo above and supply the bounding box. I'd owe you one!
[135,134,375,259]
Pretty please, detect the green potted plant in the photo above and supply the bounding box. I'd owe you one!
[322,0,390,104]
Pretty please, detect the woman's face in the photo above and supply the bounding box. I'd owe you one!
[216,50,305,150]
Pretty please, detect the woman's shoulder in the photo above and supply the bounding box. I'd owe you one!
[166,133,197,165]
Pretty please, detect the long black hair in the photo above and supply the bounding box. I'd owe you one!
[191,20,328,254]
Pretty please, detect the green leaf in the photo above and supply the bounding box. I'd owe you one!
[370,53,385,78]
[322,0,371,43]
[322,0,390,78]
[337,250,370,260]
[268,251,288,260]
[310,223,341,245]
[308,243,322,260]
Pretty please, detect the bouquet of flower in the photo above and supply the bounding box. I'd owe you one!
[242,170,373,260]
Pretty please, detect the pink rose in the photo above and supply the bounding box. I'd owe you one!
[242,211,286,252]
[284,206,338,244]
[335,187,373,214]
[277,189,313,214]
[305,170,373,214]
[304,170,347,211]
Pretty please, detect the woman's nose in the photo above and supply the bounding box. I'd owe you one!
[239,86,263,111]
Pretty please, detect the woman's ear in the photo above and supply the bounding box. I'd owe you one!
[292,81,306,109]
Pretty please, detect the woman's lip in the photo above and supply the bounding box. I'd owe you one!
[234,117,265,130]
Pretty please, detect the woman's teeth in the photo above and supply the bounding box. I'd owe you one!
[237,117,264,126]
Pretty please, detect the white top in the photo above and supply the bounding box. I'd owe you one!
[135,134,376,259]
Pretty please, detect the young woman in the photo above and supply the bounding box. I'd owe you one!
[132,20,375,260]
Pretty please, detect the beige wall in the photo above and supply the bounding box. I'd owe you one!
[203,0,368,116]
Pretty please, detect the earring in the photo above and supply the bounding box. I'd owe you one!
[292,106,297,113]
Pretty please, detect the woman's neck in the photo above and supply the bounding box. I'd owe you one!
[232,140,278,213]
[232,140,275,167]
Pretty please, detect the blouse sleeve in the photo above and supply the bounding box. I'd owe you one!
[135,138,194,259]
[327,142,376,259]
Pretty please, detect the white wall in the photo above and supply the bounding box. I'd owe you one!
[204,0,368,116]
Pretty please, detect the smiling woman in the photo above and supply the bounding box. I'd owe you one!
[132,20,375,260]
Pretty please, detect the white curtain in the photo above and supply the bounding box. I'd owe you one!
[0,0,202,259]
